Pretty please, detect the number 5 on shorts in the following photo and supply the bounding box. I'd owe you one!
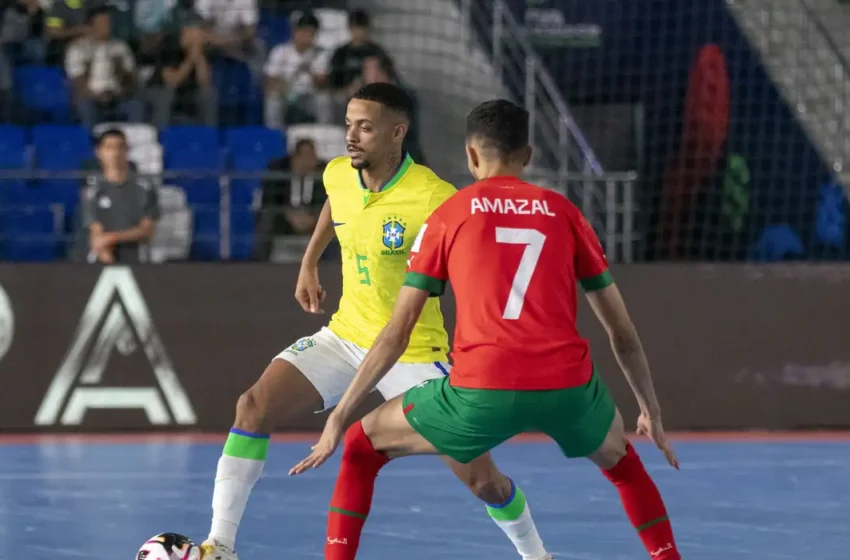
[495,227,546,320]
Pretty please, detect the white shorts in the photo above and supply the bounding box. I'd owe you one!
[274,327,451,411]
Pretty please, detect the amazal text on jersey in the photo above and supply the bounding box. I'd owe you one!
[470,197,557,216]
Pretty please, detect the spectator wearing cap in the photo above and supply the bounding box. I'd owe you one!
[77,129,159,264]
[328,9,389,116]
[361,54,427,165]
[144,14,218,127]
[65,6,142,129]
[263,11,331,128]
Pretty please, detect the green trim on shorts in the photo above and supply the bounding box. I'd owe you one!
[403,271,446,296]
[403,366,616,463]
[580,270,614,292]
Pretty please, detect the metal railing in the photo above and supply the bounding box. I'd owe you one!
[460,0,604,176]
[0,169,637,262]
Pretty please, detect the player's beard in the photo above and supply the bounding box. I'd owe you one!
[350,157,370,170]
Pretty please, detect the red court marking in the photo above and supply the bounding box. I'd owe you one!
[0,430,848,445]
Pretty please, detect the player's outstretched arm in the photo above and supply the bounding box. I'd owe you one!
[586,283,679,468]
[295,200,334,313]
[290,286,430,474]
[585,283,660,418]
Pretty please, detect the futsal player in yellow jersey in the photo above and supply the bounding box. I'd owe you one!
[200,84,551,560]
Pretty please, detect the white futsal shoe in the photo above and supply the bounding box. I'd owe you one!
[198,539,238,560]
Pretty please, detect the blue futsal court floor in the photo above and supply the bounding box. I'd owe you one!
[1,436,848,559]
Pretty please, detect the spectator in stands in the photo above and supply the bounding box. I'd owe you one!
[134,0,182,67]
[66,6,142,129]
[328,9,388,117]
[79,128,159,264]
[263,11,331,128]
[145,15,218,127]
[194,0,260,65]
[361,54,427,165]
[253,137,326,261]
[1,0,45,64]
[45,0,97,65]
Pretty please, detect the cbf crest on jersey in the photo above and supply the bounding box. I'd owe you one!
[381,215,407,255]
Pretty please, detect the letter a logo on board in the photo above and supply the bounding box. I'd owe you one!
[35,267,197,426]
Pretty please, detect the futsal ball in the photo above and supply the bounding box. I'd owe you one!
[136,533,201,560]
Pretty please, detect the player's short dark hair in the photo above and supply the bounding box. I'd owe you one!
[466,99,529,159]
[348,8,370,28]
[96,128,127,146]
[351,83,413,122]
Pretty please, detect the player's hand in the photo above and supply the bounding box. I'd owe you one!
[289,415,344,475]
[636,413,679,470]
[295,265,327,314]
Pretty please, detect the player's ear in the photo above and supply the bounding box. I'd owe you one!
[466,142,479,167]
[394,122,408,142]
[522,145,533,167]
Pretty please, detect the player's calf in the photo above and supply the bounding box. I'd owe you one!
[590,410,681,560]
[207,359,324,553]
[444,455,550,560]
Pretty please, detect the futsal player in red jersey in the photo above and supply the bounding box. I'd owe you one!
[292,99,682,560]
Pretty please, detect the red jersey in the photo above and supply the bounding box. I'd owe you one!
[403,176,613,390]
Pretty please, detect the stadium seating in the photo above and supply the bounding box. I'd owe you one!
[14,66,72,123]
[258,9,292,50]
[31,125,91,236]
[225,126,287,260]
[162,126,224,260]
[149,185,193,263]
[213,59,263,126]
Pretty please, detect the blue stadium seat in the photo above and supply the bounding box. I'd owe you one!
[213,59,263,126]
[225,127,286,260]
[0,182,63,261]
[14,66,72,122]
[165,147,225,261]
[0,126,36,259]
[0,125,27,169]
[32,125,92,226]
[161,126,220,161]
[258,10,292,50]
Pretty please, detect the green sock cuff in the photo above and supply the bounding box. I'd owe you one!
[223,429,270,461]
[486,483,527,522]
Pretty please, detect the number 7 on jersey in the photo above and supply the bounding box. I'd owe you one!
[496,227,546,320]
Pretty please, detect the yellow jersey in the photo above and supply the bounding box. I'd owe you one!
[323,153,456,362]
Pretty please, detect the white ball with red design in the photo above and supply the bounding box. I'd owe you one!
[136,533,201,560]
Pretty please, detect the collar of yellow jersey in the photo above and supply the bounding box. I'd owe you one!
[357,152,414,195]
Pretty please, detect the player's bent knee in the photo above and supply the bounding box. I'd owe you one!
[233,387,269,433]
[588,408,628,470]
[444,454,513,504]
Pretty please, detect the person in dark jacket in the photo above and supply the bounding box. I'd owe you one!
[253,137,327,261]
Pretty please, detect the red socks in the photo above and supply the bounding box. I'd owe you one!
[325,421,390,560]
[602,443,681,559]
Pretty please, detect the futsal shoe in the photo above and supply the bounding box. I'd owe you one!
[198,539,238,560]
